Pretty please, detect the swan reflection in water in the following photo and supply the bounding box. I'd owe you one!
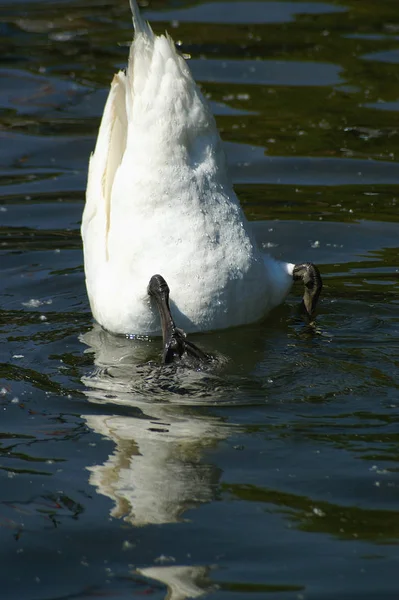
[80,324,232,597]
[138,566,213,600]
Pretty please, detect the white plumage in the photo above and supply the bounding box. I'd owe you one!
[82,0,294,335]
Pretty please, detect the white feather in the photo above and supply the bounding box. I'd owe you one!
[82,0,294,335]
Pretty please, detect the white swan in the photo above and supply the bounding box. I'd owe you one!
[82,0,321,339]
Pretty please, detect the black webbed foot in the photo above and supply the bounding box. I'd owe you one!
[293,262,323,318]
[148,274,211,365]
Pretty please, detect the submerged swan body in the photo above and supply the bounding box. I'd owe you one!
[82,0,320,336]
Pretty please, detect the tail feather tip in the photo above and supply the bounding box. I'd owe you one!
[129,0,152,36]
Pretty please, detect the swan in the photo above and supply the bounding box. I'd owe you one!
[82,0,322,353]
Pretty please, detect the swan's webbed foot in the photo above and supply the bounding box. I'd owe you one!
[293,262,323,318]
[148,274,211,365]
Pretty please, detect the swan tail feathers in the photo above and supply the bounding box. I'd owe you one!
[125,16,203,127]
[129,0,153,38]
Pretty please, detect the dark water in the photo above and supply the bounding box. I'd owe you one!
[1,0,398,598]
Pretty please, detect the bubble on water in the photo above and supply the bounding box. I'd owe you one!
[122,540,135,551]
[370,465,389,475]
[154,555,176,564]
[22,298,53,308]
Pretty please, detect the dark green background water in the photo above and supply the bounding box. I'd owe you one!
[0,1,398,598]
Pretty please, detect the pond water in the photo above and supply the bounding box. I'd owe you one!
[0,0,398,598]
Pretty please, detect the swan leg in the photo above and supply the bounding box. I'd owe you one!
[293,263,323,317]
[148,274,210,365]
